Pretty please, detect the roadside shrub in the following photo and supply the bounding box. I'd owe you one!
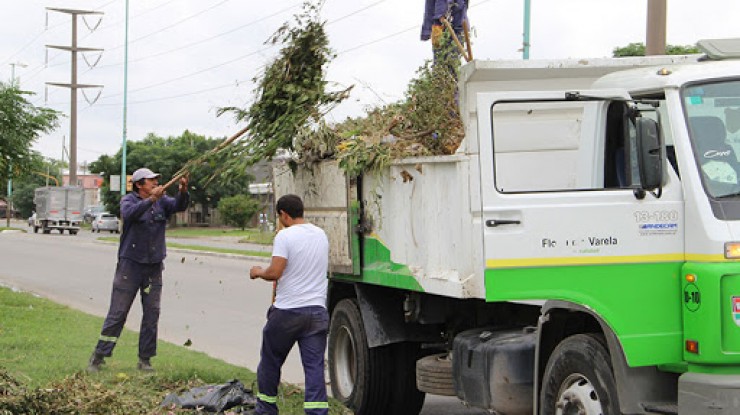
[218,195,261,230]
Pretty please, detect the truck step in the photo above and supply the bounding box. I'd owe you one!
[643,403,678,414]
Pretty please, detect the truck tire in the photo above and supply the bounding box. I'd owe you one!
[69,230,78,235]
[416,353,456,396]
[387,341,426,415]
[539,334,619,415]
[33,226,38,233]
[328,299,392,415]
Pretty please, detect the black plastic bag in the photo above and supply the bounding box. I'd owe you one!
[161,379,257,413]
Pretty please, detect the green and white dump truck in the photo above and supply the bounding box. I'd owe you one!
[274,38,740,415]
[31,186,84,235]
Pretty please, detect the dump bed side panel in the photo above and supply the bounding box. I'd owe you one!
[273,161,356,275]
[361,155,484,298]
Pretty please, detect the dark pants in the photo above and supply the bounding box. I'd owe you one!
[256,306,329,415]
[94,258,163,359]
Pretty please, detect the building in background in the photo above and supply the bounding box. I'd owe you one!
[62,171,103,209]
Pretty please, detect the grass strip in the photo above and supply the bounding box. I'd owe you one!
[166,228,274,245]
[96,237,271,258]
[167,242,271,258]
[0,286,349,414]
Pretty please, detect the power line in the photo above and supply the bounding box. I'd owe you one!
[91,3,298,70]
[94,78,248,106]
[326,0,388,26]
[38,0,482,109]
[18,0,191,84]
[98,0,396,100]
[108,0,234,52]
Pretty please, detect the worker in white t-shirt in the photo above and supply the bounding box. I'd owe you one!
[249,194,330,415]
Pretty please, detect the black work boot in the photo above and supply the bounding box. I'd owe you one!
[137,357,155,372]
[87,352,105,373]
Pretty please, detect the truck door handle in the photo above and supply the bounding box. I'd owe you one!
[486,219,521,227]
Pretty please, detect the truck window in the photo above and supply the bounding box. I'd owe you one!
[683,80,740,199]
[491,100,606,192]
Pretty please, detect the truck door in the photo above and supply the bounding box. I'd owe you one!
[477,90,685,366]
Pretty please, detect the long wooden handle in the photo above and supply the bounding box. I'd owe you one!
[440,17,472,62]
[463,19,473,61]
[161,125,250,190]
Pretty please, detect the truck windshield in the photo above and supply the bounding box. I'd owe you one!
[683,79,740,200]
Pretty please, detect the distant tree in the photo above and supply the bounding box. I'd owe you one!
[0,82,60,186]
[218,194,261,230]
[613,42,700,57]
[89,131,253,218]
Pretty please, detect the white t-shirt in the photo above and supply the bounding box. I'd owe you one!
[272,223,329,309]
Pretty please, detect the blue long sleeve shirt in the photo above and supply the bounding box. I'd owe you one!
[117,190,190,264]
[420,0,469,41]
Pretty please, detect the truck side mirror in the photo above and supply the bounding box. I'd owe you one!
[635,117,663,198]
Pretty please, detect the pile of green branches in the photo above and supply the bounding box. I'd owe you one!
[212,1,463,180]
[217,1,350,176]
[332,50,464,177]
[0,369,171,414]
[290,36,464,177]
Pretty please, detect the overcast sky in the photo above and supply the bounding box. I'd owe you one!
[2,0,739,169]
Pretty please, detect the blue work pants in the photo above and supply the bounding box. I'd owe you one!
[94,258,163,359]
[256,305,329,415]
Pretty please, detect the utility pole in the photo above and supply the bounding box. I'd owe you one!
[9,62,28,87]
[646,0,667,55]
[46,7,103,187]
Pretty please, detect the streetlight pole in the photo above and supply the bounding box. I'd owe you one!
[6,62,27,227]
[121,0,129,196]
[5,159,10,228]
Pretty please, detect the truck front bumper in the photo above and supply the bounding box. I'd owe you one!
[678,372,740,414]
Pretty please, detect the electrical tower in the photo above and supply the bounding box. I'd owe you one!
[46,7,104,187]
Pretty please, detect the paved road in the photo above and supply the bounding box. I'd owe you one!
[0,224,486,415]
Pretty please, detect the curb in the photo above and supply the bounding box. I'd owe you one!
[95,238,271,263]
[168,247,271,263]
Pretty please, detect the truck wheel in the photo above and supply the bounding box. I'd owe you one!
[33,226,38,233]
[416,353,456,396]
[328,299,391,415]
[69,230,78,235]
[539,334,619,415]
[386,342,426,415]
[42,228,50,234]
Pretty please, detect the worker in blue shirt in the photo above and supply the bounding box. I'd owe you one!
[87,167,189,372]
[421,0,469,49]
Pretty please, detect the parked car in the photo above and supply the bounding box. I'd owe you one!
[91,213,120,233]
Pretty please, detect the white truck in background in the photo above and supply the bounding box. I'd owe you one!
[275,38,740,415]
[31,186,84,235]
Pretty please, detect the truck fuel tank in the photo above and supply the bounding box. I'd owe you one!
[452,327,536,414]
